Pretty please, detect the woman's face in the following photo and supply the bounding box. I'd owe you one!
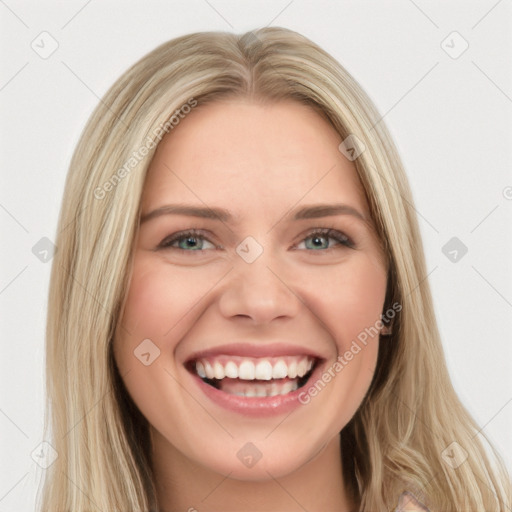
[113,98,388,480]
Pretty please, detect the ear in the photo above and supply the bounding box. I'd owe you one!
[380,323,393,336]
[395,491,430,511]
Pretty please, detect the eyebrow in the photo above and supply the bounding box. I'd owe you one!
[140,202,371,227]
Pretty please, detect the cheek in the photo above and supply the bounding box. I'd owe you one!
[120,268,172,339]
[302,253,388,348]
[113,253,228,402]
[112,256,188,382]
[337,262,387,342]
[112,255,206,428]
[296,253,386,415]
[291,268,383,428]
[118,254,213,342]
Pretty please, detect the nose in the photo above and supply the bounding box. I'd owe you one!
[217,251,301,325]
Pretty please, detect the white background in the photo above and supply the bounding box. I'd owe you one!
[1,1,511,510]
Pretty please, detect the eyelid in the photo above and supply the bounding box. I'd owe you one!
[157,227,355,252]
[157,229,218,251]
[293,227,355,250]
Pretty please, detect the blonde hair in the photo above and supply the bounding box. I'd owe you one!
[38,27,512,511]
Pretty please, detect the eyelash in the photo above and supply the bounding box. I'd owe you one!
[157,228,355,253]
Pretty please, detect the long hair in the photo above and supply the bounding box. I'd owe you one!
[38,27,512,511]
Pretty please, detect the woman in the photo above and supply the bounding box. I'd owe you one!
[38,27,511,511]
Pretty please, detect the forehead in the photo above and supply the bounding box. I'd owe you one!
[141,99,368,217]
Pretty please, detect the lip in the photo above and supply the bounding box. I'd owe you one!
[184,342,325,363]
[187,357,326,417]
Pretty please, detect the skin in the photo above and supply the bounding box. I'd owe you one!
[113,99,390,512]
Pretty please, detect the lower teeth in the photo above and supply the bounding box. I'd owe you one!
[201,372,312,397]
[229,380,299,397]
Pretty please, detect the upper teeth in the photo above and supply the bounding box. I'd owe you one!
[195,356,315,381]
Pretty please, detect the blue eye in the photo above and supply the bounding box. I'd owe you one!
[297,228,354,250]
[158,228,354,252]
[158,229,215,251]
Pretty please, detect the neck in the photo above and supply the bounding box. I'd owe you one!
[151,429,357,512]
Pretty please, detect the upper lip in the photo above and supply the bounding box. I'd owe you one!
[184,342,326,362]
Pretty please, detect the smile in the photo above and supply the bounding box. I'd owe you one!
[186,355,318,397]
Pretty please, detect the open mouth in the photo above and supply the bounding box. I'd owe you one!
[185,355,319,398]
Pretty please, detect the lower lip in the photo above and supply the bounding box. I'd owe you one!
[188,361,324,417]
